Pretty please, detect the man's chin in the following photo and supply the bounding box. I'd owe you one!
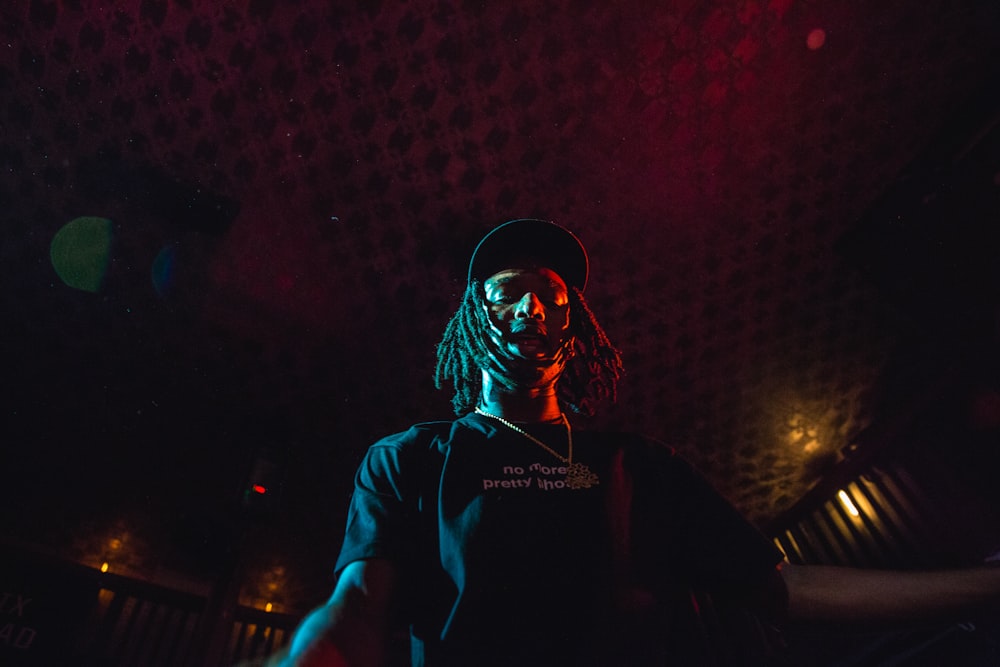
[483,340,566,388]
[505,341,556,361]
[502,354,565,386]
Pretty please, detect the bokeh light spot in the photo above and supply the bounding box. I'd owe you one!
[807,28,826,50]
[152,244,178,296]
[50,216,113,293]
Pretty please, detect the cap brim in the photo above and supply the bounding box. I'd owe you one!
[467,219,589,291]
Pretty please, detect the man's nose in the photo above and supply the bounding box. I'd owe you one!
[515,293,544,319]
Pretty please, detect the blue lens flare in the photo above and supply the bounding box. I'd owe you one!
[152,244,178,297]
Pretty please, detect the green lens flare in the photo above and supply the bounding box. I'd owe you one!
[50,216,113,292]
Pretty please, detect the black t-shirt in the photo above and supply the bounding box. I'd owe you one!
[335,412,785,666]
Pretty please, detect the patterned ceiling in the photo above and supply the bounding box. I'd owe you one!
[2,1,999,593]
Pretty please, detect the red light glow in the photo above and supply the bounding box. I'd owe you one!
[807,29,826,50]
[252,484,267,494]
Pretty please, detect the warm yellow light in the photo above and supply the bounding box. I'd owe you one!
[265,602,273,613]
[837,490,860,517]
[100,562,109,573]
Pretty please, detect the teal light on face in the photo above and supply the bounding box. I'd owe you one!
[151,244,177,297]
[50,216,113,293]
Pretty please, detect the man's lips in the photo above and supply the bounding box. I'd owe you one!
[510,321,547,338]
[507,327,550,356]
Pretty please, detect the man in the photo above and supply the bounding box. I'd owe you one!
[280,219,1000,666]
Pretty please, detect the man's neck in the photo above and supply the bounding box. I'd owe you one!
[478,371,563,423]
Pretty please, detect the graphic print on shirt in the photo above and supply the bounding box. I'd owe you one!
[480,459,596,492]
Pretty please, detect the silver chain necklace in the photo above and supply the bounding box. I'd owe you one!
[474,407,600,489]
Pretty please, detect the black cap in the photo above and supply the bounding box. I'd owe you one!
[467,219,589,291]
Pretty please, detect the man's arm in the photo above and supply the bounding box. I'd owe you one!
[781,562,1000,624]
[281,558,398,667]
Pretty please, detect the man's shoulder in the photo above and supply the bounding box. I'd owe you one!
[580,428,679,457]
[580,429,704,482]
[369,414,489,451]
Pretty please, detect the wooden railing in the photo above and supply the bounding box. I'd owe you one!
[225,605,297,666]
[769,462,946,569]
[0,543,298,666]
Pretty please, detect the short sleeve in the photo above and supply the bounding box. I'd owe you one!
[333,436,421,575]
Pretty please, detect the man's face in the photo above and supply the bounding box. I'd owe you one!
[482,267,572,363]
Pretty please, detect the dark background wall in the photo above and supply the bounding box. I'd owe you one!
[2,0,999,614]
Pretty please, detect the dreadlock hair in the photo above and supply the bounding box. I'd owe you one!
[434,279,624,417]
